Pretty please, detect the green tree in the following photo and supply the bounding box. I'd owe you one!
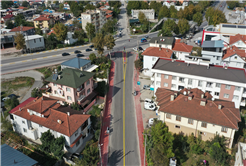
[104,34,115,51]
[101,20,114,34]
[31,88,42,97]
[158,27,172,37]
[178,18,190,35]
[92,33,105,56]
[73,29,85,44]
[22,1,29,7]
[89,53,97,63]
[73,20,82,29]
[35,25,43,35]
[162,19,179,35]
[150,1,161,15]
[5,19,14,29]
[227,1,239,9]
[14,33,25,50]
[126,1,141,15]
[85,23,95,42]
[44,33,59,50]
[151,145,169,166]
[70,2,82,17]
[134,59,143,70]
[59,3,64,11]
[138,11,147,24]
[141,1,149,9]
[50,136,65,159]
[1,117,13,131]
[2,1,13,9]
[158,6,170,20]
[53,23,68,42]
[84,3,96,11]
[169,5,178,18]
[194,4,202,13]
[40,130,54,153]
[71,102,80,111]
[177,8,184,19]
[205,7,227,26]
[193,12,203,26]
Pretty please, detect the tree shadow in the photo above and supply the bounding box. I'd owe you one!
[108,149,123,165]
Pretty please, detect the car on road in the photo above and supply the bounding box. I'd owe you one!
[145,36,149,39]
[89,45,94,48]
[143,85,150,90]
[74,50,81,54]
[86,48,92,52]
[62,52,70,56]
[76,54,84,57]
[133,47,144,52]
[141,38,147,43]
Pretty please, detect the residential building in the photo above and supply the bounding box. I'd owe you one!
[81,9,106,32]
[155,88,241,149]
[172,39,193,60]
[131,9,155,20]
[1,14,14,22]
[12,9,36,17]
[25,35,45,52]
[163,1,188,11]
[43,68,97,109]
[10,26,35,36]
[61,57,98,72]
[63,2,70,10]
[201,40,224,65]
[234,142,246,166]
[1,33,15,49]
[142,47,173,76]
[151,58,246,108]
[34,15,54,29]
[9,97,92,154]
[1,144,38,166]
[149,36,175,49]
[222,46,246,69]
[103,9,113,21]
[229,34,246,50]
[64,32,78,45]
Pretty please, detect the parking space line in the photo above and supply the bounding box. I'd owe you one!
[36,52,39,54]
[22,60,27,62]
[10,62,15,64]
[52,55,57,57]
[32,58,37,60]
[23,54,27,56]
[30,53,33,55]
[43,57,47,59]
[49,50,52,52]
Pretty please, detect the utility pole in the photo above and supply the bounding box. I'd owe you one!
[98,143,103,166]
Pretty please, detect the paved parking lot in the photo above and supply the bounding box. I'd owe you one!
[138,72,158,129]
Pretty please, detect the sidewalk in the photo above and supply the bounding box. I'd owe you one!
[99,60,115,166]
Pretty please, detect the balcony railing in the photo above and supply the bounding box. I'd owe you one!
[78,95,86,102]
[77,88,85,97]
[206,85,213,88]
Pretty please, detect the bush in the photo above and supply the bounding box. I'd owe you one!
[31,88,42,98]
[71,102,81,111]
[134,59,143,70]
[95,81,107,97]
[57,44,64,48]
[4,96,19,110]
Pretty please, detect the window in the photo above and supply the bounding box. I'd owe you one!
[87,88,91,94]
[171,84,176,88]
[75,130,78,137]
[201,122,207,128]
[188,119,193,125]
[164,75,169,79]
[216,56,220,60]
[179,77,184,83]
[206,82,213,88]
[54,83,57,87]
[156,81,161,86]
[39,38,41,42]
[198,80,203,87]
[175,125,180,129]
[214,92,220,96]
[176,116,181,121]
[23,128,27,132]
[54,90,57,94]
[235,56,237,59]
[22,120,25,124]
[66,87,71,92]
[225,85,231,90]
[157,73,161,78]
[180,52,182,54]
[76,139,80,147]
[67,96,72,100]
[164,83,168,87]
[39,125,42,127]
[216,83,221,88]
[233,95,239,100]
[152,57,156,61]
[223,94,229,98]
[86,80,90,86]
[236,62,240,67]
[188,79,192,85]
[81,120,88,131]
[235,86,241,91]
[172,76,177,80]
[221,127,228,133]
[166,113,171,119]
[34,39,36,43]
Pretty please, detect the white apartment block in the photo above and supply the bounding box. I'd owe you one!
[131,9,155,20]
[151,58,246,108]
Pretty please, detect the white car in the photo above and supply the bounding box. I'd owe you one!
[145,103,156,110]
[148,118,158,127]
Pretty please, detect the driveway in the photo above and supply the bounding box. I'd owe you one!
[1,70,44,103]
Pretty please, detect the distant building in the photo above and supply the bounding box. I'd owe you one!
[64,32,78,45]
[131,9,155,20]
[172,39,193,60]
[234,142,246,166]
[1,14,14,22]
[61,57,98,72]
[149,36,175,49]
[25,35,45,52]
[222,46,246,69]
[229,34,246,50]
[33,15,54,29]
[163,1,188,11]
[10,26,35,36]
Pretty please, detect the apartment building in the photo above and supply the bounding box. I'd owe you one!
[131,9,155,20]
[155,88,241,149]
[151,58,246,108]
[81,9,106,32]
[234,142,246,166]
[222,46,246,69]
[9,97,91,153]
[34,15,54,29]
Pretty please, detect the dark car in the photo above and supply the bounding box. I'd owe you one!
[86,49,92,52]
[76,54,84,57]
[138,47,143,51]
[74,50,81,54]
[89,45,94,48]
[62,52,70,56]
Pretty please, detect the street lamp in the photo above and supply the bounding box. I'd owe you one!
[98,143,103,166]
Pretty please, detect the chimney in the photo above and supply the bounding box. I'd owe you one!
[201,94,204,98]
[170,95,174,101]
[58,75,61,79]
[67,112,70,116]
[19,107,22,111]
[188,94,193,100]
[57,119,62,124]
[188,91,190,94]
[183,91,187,95]
[80,67,83,71]
[159,47,161,51]
[218,104,222,109]
[200,99,206,106]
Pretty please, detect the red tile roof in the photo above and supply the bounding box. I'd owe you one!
[223,46,246,61]
[34,15,51,21]
[2,14,14,19]
[105,10,113,14]
[18,6,27,10]
[172,40,193,53]
[11,97,90,137]
[106,15,112,19]
[105,2,109,6]
[142,47,173,59]
[230,34,246,45]
[10,26,34,32]
[156,88,241,129]
[9,97,36,114]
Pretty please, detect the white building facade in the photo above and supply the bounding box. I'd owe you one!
[131,9,155,20]
[25,35,45,52]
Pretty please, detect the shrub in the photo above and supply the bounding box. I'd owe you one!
[31,88,42,98]
[57,44,64,48]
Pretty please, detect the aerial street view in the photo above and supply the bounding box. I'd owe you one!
[1,0,246,166]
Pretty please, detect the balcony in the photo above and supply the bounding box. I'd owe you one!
[241,100,246,106]
[243,91,246,97]
[78,95,86,102]
[77,88,85,97]
[201,50,223,57]
[206,84,213,88]
[151,77,154,81]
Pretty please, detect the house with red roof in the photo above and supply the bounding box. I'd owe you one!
[172,39,193,60]
[33,15,54,29]
[1,14,14,22]
[10,26,35,36]
[229,34,246,50]
[155,87,241,148]
[9,96,92,153]
[222,46,246,69]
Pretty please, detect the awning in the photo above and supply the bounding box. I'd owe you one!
[80,91,98,107]
[84,64,98,72]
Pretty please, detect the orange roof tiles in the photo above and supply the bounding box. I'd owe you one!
[223,46,246,61]
[156,88,241,129]
[172,40,193,53]
[142,47,173,59]
[106,15,112,19]
[229,34,246,45]
[11,97,90,137]
[10,26,34,32]
[34,15,51,21]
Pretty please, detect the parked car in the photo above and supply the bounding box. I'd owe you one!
[89,45,94,48]
[74,50,81,54]
[86,48,92,52]
[144,103,156,110]
[145,36,149,39]
[145,98,154,105]
[62,52,70,56]
[76,54,84,57]
[141,38,147,43]
[2,94,17,101]
[148,118,158,127]
[143,85,150,90]
[133,47,144,52]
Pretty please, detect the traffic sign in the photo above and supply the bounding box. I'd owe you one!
[137,81,140,85]
[150,87,154,91]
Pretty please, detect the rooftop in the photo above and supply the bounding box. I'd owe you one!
[223,46,246,61]
[142,47,173,58]
[201,40,224,48]
[11,97,90,137]
[2,14,14,19]
[24,35,43,40]
[34,15,51,21]
[10,26,34,32]
[61,57,91,70]
[229,34,246,45]
[149,36,175,45]
[45,68,95,89]
[156,88,241,129]
[152,58,246,84]
[172,39,193,53]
